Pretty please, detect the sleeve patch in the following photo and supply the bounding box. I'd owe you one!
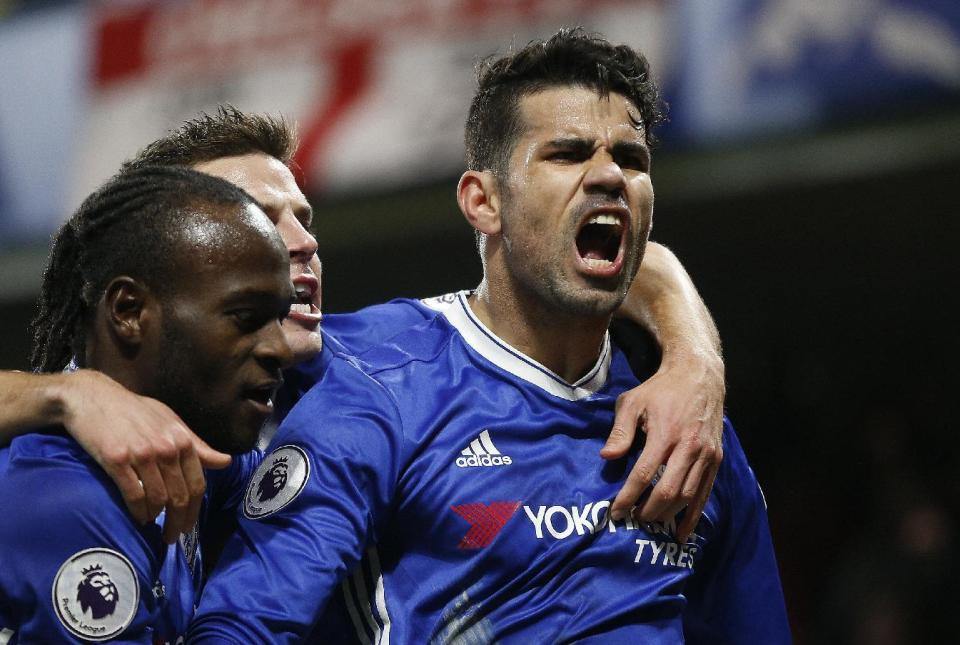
[243,445,311,519]
[52,548,139,641]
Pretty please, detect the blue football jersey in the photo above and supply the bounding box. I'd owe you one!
[276,294,453,420]
[190,292,789,643]
[0,431,260,644]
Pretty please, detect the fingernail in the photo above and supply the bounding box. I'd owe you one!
[610,509,624,521]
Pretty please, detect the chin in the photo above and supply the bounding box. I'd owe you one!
[288,331,323,364]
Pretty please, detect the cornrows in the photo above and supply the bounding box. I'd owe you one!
[30,165,255,373]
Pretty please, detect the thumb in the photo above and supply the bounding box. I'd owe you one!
[193,435,233,470]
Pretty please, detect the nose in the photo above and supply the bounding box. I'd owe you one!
[278,215,319,265]
[583,152,627,199]
[255,319,295,371]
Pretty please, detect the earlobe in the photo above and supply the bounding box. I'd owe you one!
[457,170,501,236]
[104,277,149,345]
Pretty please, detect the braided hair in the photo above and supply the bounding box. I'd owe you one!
[30,165,256,372]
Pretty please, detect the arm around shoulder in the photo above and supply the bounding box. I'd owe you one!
[605,242,726,540]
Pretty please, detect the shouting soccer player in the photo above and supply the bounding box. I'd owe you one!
[189,29,790,642]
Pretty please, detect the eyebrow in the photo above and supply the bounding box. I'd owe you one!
[296,204,314,229]
[544,137,650,163]
[611,141,651,164]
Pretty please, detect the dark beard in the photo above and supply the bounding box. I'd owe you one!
[149,318,256,455]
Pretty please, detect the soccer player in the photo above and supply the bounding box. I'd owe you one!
[189,30,790,642]
[0,108,725,543]
[0,166,294,642]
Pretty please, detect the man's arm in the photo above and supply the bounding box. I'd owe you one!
[603,242,726,542]
[0,369,229,541]
[191,358,402,643]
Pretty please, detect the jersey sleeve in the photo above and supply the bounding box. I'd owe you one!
[276,297,441,419]
[0,459,165,644]
[682,419,792,644]
[323,297,440,356]
[189,356,406,643]
[204,448,264,515]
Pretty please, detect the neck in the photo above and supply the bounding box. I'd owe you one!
[468,274,611,384]
[84,334,146,396]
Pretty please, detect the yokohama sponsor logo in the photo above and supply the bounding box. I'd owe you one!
[522,501,678,540]
[451,501,521,549]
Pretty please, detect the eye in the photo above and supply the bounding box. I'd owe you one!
[230,309,269,332]
[547,149,587,163]
[617,155,649,172]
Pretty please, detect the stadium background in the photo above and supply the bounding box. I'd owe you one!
[1,1,957,642]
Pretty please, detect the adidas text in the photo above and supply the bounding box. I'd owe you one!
[456,454,513,468]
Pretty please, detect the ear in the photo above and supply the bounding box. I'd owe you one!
[103,276,152,347]
[457,170,502,236]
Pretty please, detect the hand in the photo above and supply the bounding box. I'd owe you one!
[600,348,725,543]
[61,370,232,543]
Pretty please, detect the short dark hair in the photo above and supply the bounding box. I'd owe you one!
[465,27,666,175]
[122,105,298,171]
[30,166,257,373]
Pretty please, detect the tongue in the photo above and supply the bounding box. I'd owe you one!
[577,225,616,261]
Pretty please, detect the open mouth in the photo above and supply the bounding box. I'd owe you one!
[575,212,626,272]
[288,275,321,325]
[242,381,281,414]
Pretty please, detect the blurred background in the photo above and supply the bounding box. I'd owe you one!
[1,0,957,642]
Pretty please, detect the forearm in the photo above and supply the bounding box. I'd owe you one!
[619,242,721,364]
[0,370,75,441]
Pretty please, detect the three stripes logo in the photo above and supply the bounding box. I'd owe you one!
[455,430,513,468]
[451,501,522,549]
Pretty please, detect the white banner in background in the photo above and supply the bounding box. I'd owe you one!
[71,0,670,207]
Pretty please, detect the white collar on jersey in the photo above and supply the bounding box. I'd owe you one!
[437,290,611,402]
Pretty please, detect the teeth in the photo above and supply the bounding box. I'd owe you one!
[294,285,311,296]
[290,303,312,314]
[584,258,613,268]
[587,214,620,226]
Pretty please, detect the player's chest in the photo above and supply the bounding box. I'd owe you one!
[388,412,717,582]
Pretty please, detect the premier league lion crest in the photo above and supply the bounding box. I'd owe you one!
[244,445,310,519]
[76,563,119,619]
[53,548,138,641]
[256,456,289,502]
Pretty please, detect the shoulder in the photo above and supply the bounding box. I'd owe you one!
[0,435,162,643]
[322,293,455,350]
[0,433,154,549]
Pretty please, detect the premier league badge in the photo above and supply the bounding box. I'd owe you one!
[244,445,310,519]
[52,548,138,641]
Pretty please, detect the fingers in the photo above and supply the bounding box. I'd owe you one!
[676,461,719,543]
[110,465,150,525]
[193,435,233,470]
[600,392,644,459]
[609,439,667,521]
[157,445,193,544]
[136,461,169,526]
[633,441,698,523]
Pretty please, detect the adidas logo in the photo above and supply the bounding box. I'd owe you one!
[455,430,513,468]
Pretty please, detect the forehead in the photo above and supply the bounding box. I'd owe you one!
[173,204,289,289]
[192,153,309,214]
[517,86,645,142]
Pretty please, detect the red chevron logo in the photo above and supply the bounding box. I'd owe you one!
[451,501,522,549]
